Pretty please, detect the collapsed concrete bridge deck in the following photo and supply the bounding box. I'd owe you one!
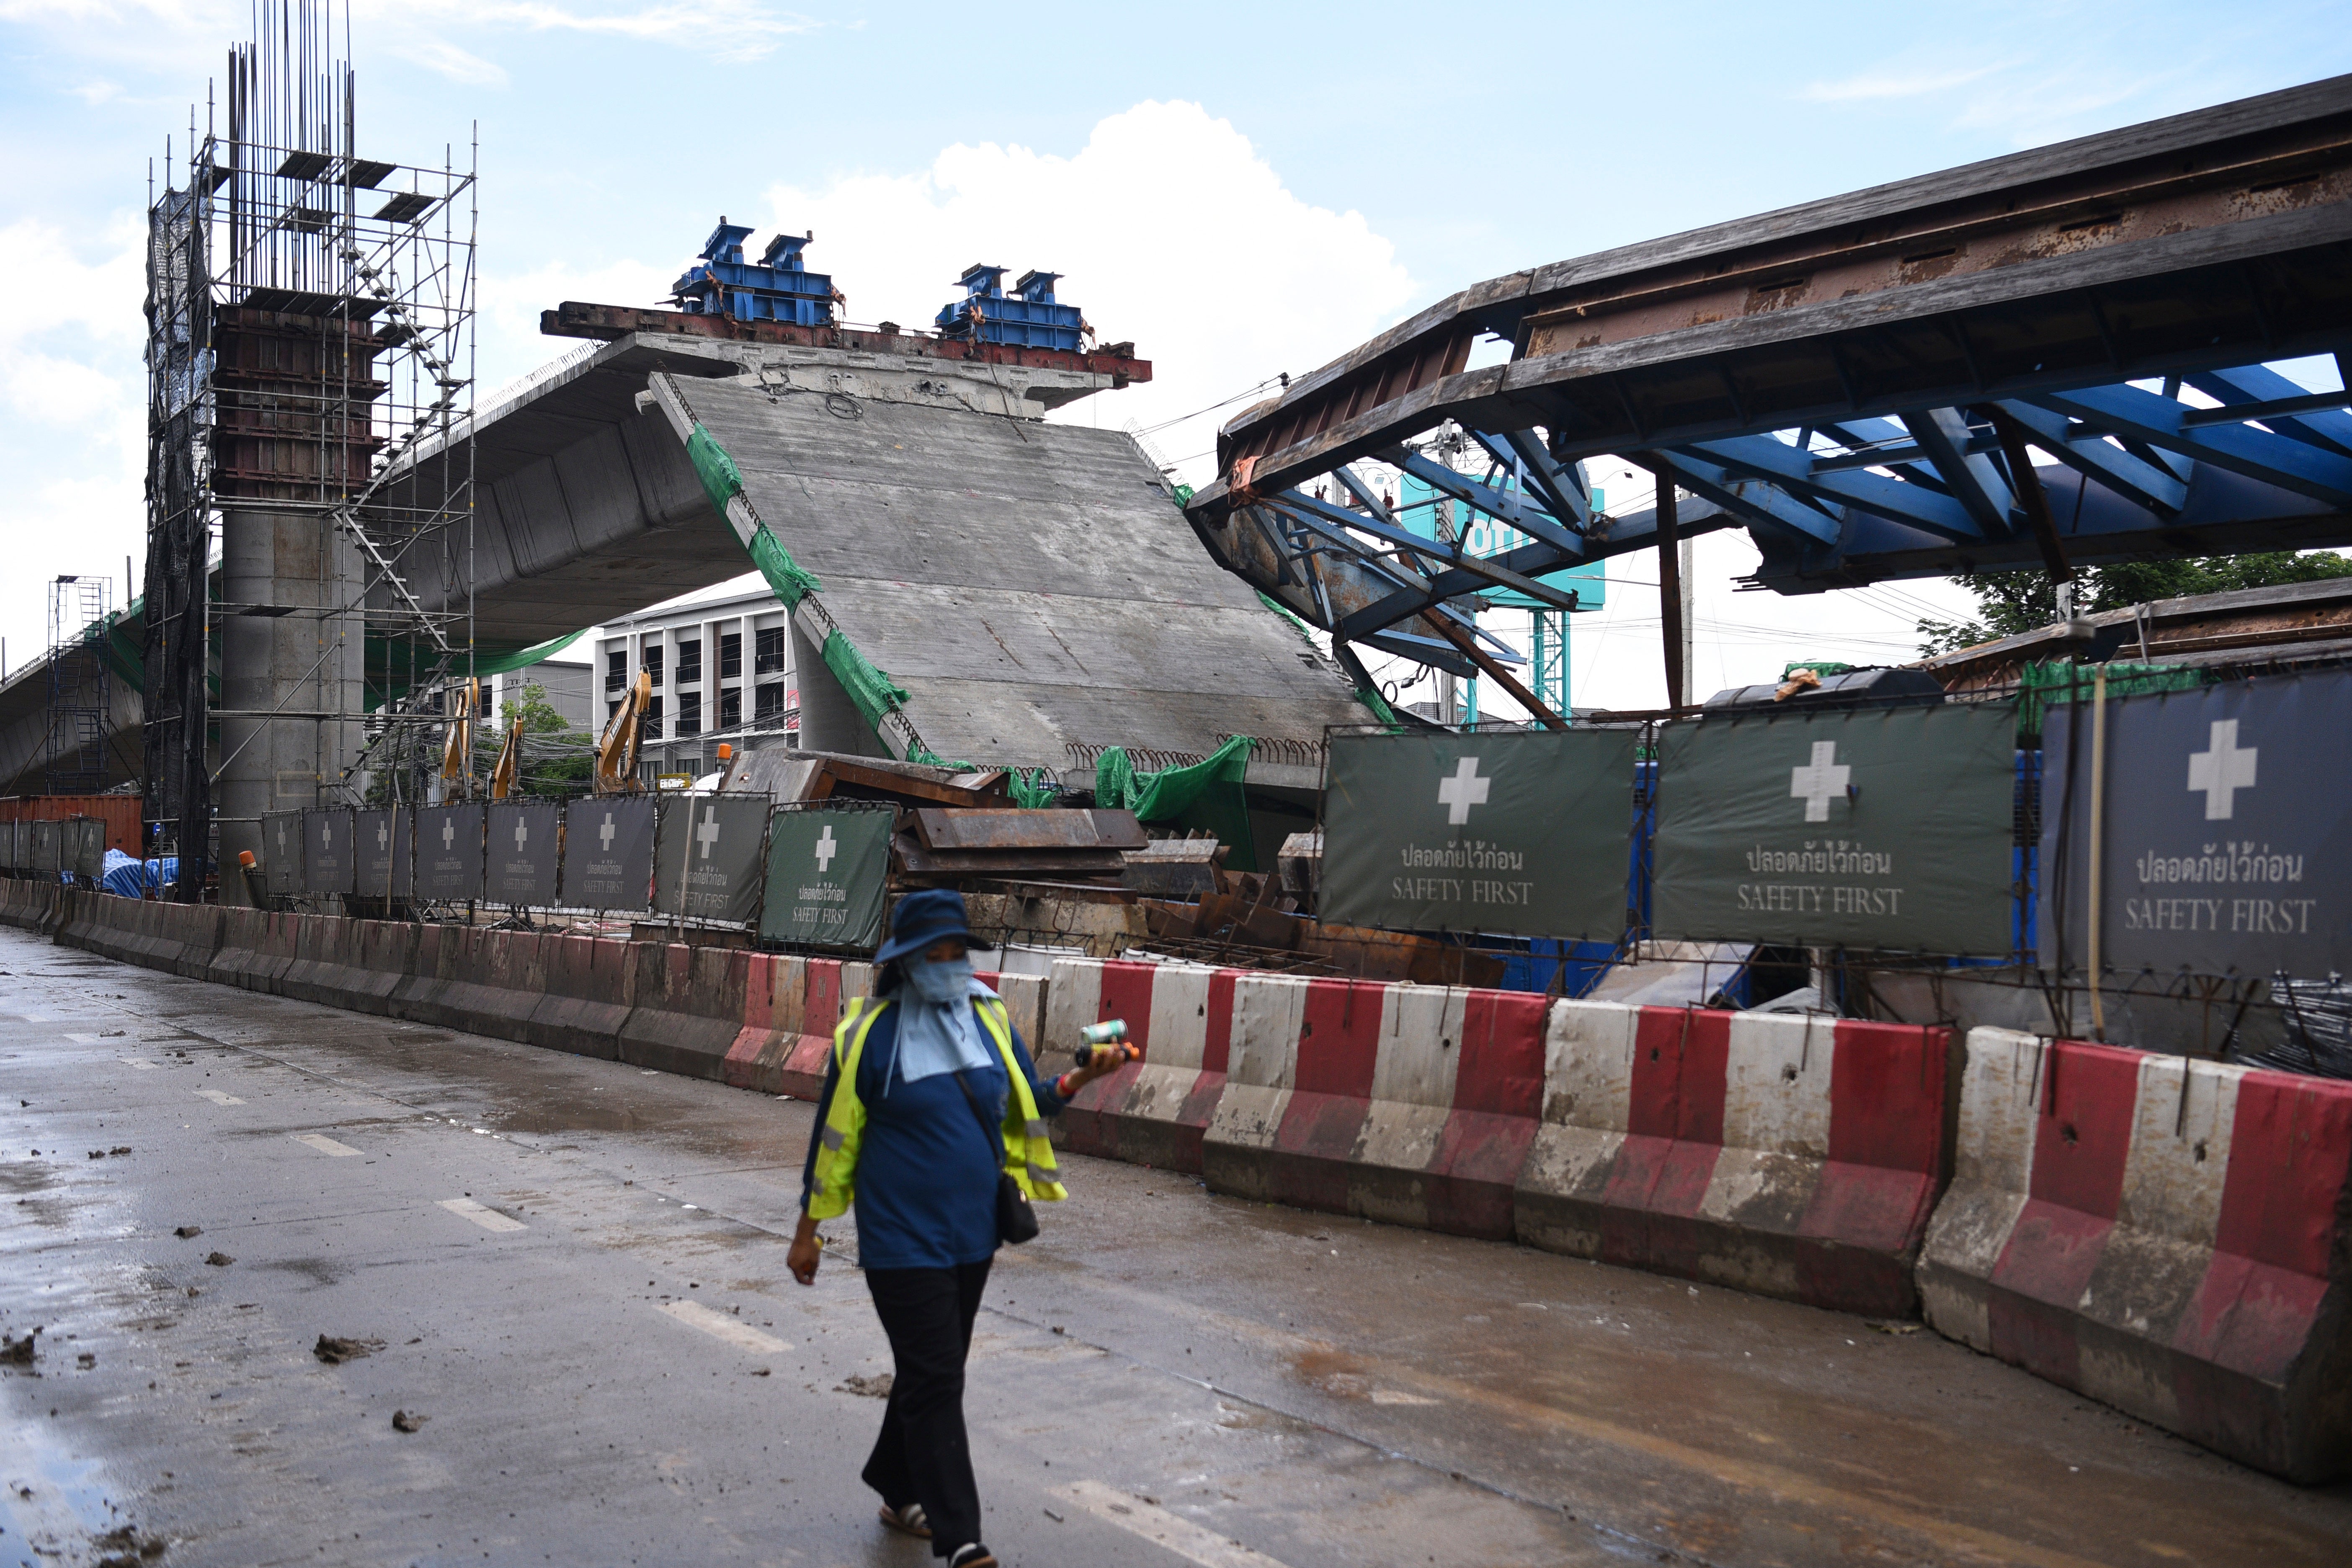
[379,329,1368,778]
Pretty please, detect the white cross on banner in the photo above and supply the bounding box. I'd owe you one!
[2187,719,2258,820]
[377,820,389,851]
[1436,757,1489,825]
[1789,741,1851,823]
[814,824,836,873]
[514,818,529,852]
[2040,675,2345,977]
[696,809,722,860]
[320,821,332,848]
[599,813,616,851]
[442,817,456,851]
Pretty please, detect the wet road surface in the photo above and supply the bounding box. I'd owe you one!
[3,925,2349,1567]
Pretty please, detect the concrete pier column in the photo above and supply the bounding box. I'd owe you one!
[217,506,365,905]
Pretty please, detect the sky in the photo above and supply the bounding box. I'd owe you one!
[4,0,2349,716]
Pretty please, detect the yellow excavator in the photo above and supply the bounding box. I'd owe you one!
[594,671,651,794]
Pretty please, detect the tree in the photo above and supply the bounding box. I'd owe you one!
[1915,551,2352,658]
[482,681,595,796]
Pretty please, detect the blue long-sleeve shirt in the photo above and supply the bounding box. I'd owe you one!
[798,994,1066,1270]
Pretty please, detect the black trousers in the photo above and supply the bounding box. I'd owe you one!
[861,1258,992,1557]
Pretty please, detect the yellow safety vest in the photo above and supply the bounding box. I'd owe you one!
[806,993,1068,1221]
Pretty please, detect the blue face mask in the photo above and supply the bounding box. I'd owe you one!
[906,954,974,1006]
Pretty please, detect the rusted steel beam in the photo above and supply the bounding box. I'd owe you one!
[1420,611,1568,731]
[539,300,1151,384]
[1192,75,2352,515]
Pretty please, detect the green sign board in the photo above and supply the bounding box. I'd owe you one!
[1320,728,1637,938]
[1652,702,2017,954]
[761,807,892,952]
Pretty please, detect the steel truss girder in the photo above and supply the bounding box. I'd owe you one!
[1185,354,2352,655]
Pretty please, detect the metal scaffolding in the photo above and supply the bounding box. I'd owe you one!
[142,0,477,896]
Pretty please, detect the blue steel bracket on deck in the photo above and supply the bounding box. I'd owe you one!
[935,263,1086,353]
[668,217,836,328]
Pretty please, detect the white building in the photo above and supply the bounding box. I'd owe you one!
[595,586,799,780]
[491,657,593,730]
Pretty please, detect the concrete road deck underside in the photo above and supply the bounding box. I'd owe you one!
[3,928,2348,1567]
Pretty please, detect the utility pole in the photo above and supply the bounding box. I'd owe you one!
[1656,477,1685,709]
[1435,495,1459,725]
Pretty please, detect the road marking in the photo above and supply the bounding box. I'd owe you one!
[292,1132,361,1157]
[195,1088,245,1106]
[1055,1481,1292,1568]
[658,1300,788,1354]
[438,1197,526,1233]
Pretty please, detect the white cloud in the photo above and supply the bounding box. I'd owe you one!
[447,0,821,60]
[393,37,509,88]
[756,100,1416,482]
[0,215,151,657]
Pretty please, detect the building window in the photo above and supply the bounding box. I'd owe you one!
[754,682,786,722]
[674,694,701,737]
[641,695,663,740]
[642,644,663,689]
[605,649,625,692]
[754,626,786,676]
[607,699,621,725]
[676,637,702,687]
[719,687,742,729]
[718,631,742,680]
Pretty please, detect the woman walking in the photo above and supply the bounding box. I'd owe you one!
[788,890,1124,1568]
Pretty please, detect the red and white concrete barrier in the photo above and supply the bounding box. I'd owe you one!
[726,955,873,1098]
[1513,1003,1955,1316]
[1043,958,1237,1174]
[1199,975,1550,1239]
[1918,1029,2352,1483]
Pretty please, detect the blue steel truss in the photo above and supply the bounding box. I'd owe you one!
[1227,360,2352,671]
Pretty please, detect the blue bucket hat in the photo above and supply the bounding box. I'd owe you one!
[875,887,977,965]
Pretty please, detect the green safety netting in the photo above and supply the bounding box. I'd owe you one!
[687,421,746,516]
[820,627,911,732]
[68,595,584,710]
[1008,768,1057,808]
[748,528,823,609]
[2016,658,2210,738]
[691,420,825,608]
[1094,733,1259,869]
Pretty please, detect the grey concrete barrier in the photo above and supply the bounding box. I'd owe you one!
[523,933,632,1060]
[427,927,549,1043]
[339,919,418,1016]
[202,907,260,988]
[619,941,750,1081]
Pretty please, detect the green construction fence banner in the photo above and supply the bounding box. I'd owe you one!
[761,807,893,953]
[1652,701,2019,954]
[1320,728,1637,938]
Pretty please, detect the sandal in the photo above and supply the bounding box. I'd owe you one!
[947,1547,997,1568]
[878,1502,931,1540]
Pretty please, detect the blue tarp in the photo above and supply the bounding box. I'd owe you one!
[100,851,182,897]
